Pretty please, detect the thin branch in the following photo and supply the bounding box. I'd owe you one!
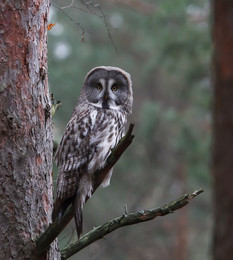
[79,0,98,14]
[60,189,204,260]
[79,0,117,51]
[51,0,117,49]
[36,124,135,256]
[51,1,85,36]
[97,4,118,52]
[61,0,75,9]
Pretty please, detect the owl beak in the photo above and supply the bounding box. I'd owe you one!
[105,95,108,100]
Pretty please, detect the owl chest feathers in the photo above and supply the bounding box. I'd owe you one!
[56,106,127,178]
[87,109,126,174]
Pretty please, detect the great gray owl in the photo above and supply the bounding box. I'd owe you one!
[53,66,133,238]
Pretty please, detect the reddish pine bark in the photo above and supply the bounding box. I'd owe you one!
[213,0,233,259]
[0,1,59,259]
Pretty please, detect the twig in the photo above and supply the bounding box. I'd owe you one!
[79,0,117,51]
[51,0,117,49]
[36,124,135,256]
[60,189,204,259]
[96,4,118,52]
[61,0,75,9]
[51,1,85,36]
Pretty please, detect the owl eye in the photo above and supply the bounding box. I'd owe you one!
[96,84,103,91]
[111,85,118,92]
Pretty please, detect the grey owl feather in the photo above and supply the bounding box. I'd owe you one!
[53,66,133,238]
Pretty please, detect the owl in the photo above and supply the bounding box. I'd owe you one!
[53,66,133,238]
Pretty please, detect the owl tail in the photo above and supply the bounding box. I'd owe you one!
[72,191,84,239]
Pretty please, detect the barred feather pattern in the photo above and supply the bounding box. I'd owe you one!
[53,66,133,238]
[53,103,127,236]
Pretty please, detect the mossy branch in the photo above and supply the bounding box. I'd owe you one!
[36,124,135,256]
[60,189,204,260]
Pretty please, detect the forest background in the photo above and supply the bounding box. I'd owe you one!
[49,0,211,259]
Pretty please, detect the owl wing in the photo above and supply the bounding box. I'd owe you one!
[55,109,93,170]
[54,109,94,202]
[53,109,95,221]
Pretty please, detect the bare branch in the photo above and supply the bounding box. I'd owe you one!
[51,1,85,37]
[36,124,135,256]
[36,120,203,260]
[61,0,75,9]
[96,4,118,52]
[51,0,117,49]
[60,189,204,259]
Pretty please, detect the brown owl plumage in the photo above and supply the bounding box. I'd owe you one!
[53,66,133,238]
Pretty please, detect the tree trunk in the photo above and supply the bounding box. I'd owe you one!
[0,1,59,259]
[213,0,233,259]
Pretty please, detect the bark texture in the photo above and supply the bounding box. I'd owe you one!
[213,0,233,259]
[0,1,59,259]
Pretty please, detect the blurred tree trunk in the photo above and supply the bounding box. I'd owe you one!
[0,1,59,259]
[213,0,233,259]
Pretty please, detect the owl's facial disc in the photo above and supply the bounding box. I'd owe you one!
[85,69,129,110]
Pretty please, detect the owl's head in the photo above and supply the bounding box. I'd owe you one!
[81,66,133,114]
